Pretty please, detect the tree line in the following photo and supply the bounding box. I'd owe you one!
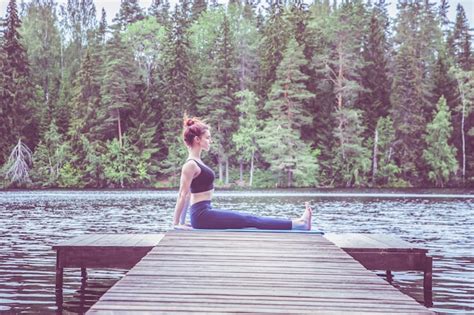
[0,0,473,189]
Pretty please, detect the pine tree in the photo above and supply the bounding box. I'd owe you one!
[113,0,145,30]
[57,0,98,134]
[161,4,196,178]
[197,14,238,184]
[63,44,104,185]
[433,46,462,172]
[102,135,136,188]
[423,96,458,187]
[233,89,259,186]
[449,4,471,71]
[66,47,105,187]
[97,8,107,45]
[148,0,171,26]
[231,3,260,92]
[31,119,68,187]
[359,2,391,136]
[191,0,207,20]
[315,1,369,186]
[438,0,450,37]
[260,37,318,187]
[100,30,140,145]
[69,48,102,137]
[259,3,290,102]
[373,116,400,186]
[264,37,314,130]
[258,119,319,187]
[390,0,443,184]
[332,107,371,187]
[58,0,97,63]
[0,0,36,166]
[127,79,160,186]
[20,0,62,137]
[306,0,337,184]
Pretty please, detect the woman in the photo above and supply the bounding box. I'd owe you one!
[173,115,312,230]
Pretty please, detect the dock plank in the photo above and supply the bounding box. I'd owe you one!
[87,231,434,314]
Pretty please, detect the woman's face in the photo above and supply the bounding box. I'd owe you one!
[197,130,211,151]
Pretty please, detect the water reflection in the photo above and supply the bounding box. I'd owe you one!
[0,190,473,314]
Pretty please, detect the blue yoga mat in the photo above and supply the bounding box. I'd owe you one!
[174,228,324,235]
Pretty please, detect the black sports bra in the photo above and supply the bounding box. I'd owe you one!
[187,159,215,193]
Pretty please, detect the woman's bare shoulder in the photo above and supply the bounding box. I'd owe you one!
[182,160,200,175]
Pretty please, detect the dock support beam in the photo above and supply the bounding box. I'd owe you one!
[81,267,87,283]
[424,256,433,307]
[55,249,63,311]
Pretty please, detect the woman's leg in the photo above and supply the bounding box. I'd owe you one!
[195,208,293,230]
[191,203,313,230]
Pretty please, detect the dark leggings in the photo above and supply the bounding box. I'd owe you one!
[189,200,292,230]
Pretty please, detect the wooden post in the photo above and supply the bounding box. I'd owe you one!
[55,249,63,312]
[55,250,63,291]
[424,256,433,307]
[386,270,393,283]
[81,267,87,284]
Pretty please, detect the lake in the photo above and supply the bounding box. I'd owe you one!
[0,189,473,314]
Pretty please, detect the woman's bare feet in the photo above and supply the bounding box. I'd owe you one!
[291,202,313,230]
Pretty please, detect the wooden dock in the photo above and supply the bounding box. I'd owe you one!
[84,231,434,314]
[325,233,433,306]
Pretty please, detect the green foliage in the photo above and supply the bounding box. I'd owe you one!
[102,135,150,188]
[233,89,259,186]
[258,119,318,187]
[358,3,391,136]
[373,116,400,187]
[332,108,371,187]
[248,168,277,189]
[113,0,145,30]
[161,4,195,146]
[423,96,458,187]
[449,4,472,71]
[233,90,258,161]
[451,67,474,184]
[160,136,188,186]
[0,0,37,165]
[259,4,291,97]
[127,80,160,185]
[58,162,82,188]
[259,36,318,187]
[19,0,62,136]
[0,0,473,189]
[391,0,444,184]
[264,37,314,129]
[31,120,68,187]
[148,0,171,25]
[123,17,167,85]
[102,137,132,188]
[99,30,140,141]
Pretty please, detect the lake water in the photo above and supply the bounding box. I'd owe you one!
[0,189,473,314]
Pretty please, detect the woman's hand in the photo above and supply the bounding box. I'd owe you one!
[174,224,193,230]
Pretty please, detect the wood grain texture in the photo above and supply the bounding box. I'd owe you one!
[87,230,434,314]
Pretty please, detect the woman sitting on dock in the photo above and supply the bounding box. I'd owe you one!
[173,115,312,230]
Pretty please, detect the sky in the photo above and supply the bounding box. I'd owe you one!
[0,0,473,28]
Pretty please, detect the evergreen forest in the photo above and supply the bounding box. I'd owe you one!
[0,0,473,189]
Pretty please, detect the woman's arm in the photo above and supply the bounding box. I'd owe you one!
[173,162,196,226]
[179,193,191,224]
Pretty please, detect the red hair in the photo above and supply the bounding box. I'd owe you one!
[182,114,209,146]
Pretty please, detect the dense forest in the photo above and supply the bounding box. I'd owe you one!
[0,0,473,189]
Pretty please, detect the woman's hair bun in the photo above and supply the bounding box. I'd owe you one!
[185,118,195,127]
